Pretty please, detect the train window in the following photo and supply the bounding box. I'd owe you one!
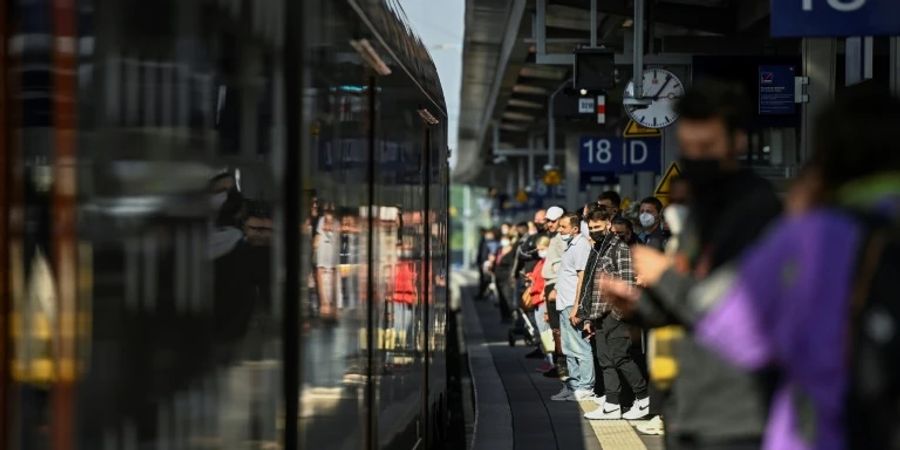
[5,1,287,448]
[297,0,371,447]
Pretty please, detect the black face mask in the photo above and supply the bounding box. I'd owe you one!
[679,157,726,190]
[535,222,546,233]
[589,231,606,243]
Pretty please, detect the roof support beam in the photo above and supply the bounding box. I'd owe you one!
[554,0,734,35]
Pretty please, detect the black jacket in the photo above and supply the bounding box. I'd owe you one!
[635,169,781,442]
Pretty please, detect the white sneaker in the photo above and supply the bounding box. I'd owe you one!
[550,386,574,401]
[592,395,607,407]
[584,403,621,420]
[571,389,596,402]
[623,397,650,420]
[635,415,665,435]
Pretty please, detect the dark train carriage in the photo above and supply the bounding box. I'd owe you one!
[0,0,450,449]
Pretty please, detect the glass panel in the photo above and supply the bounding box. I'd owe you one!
[298,1,370,447]
[5,0,286,447]
[371,54,428,450]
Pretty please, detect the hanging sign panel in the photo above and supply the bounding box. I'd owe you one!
[759,65,797,115]
[771,0,900,37]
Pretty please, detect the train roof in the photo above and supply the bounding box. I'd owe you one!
[349,0,448,117]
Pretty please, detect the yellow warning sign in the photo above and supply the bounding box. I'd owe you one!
[623,119,662,138]
[654,162,681,206]
[516,189,528,203]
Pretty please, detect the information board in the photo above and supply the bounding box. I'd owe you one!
[759,65,796,115]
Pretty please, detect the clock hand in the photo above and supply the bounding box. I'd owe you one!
[651,76,673,100]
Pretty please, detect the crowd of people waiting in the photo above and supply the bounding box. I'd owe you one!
[475,79,900,450]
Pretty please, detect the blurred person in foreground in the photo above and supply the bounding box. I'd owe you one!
[604,80,782,449]
[605,87,900,450]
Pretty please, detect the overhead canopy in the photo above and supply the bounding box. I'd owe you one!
[455,0,777,185]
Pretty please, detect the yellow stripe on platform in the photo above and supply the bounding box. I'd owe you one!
[578,401,647,450]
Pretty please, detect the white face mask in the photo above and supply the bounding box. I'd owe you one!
[537,249,548,259]
[560,234,573,243]
[639,212,657,228]
[210,191,228,210]
[663,205,689,236]
[500,238,511,247]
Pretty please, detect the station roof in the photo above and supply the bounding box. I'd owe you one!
[454,0,781,184]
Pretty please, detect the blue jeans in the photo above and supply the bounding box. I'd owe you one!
[560,306,594,392]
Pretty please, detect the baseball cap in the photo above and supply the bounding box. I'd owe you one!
[546,206,564,221]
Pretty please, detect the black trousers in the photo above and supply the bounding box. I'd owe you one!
[595,314,648,404]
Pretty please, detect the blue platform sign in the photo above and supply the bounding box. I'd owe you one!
[759,66,796,115]
[771,0,900,37]
[579,136,661,187]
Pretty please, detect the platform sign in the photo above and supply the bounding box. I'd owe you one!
[578,97,595,113]
[579,136,662,188]
[771,0,900,37]
[759,65,796,115]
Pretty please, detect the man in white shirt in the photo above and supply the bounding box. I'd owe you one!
[550,213,595,402]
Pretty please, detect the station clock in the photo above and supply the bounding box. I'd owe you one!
[623,68,685,129]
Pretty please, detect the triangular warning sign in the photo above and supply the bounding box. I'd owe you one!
[654,162,681,196]
[623,119,661,138]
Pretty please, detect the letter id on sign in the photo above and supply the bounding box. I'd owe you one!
[772,0,900,37]
[578,136,661,175]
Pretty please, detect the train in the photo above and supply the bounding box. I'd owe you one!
[1,0,452,449]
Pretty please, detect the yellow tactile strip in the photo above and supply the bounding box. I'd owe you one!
[578,401,648,450]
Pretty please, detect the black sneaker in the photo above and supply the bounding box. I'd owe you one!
[524,348,544,359]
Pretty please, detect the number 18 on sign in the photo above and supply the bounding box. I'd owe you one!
[579,136,661,174]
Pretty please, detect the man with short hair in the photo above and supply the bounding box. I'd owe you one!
[577,208,649,420]
[638,196,667,251]
[597,191,622,216]
[549,213,595,401]
[602,80,780,449]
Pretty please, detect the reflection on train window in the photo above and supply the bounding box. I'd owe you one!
[6,1,286,448]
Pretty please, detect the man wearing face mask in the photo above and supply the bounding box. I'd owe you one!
[604,80,781,449]
[637,197,667,252]
[576,208,649,420]
[549,213,595,401]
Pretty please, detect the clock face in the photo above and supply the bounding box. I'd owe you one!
[624,68,684,129]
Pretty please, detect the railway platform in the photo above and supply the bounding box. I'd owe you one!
[459,271,663,450]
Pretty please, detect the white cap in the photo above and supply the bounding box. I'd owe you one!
[546,206,565,221]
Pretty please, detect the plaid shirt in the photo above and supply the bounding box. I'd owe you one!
[577,233,634,321]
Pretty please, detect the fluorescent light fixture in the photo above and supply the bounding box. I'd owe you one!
[498,123,528,132]
[350,39,392,76]
[502,111,536,122]
[512,84,548,95]
[508,98,544,109]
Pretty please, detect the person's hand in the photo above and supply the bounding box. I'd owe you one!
[569,309,582,327]
[599,275,641,316]
[583,321,595,337]
[631,245,671,286]
[543,312,550,323]
[548,290,557,301]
